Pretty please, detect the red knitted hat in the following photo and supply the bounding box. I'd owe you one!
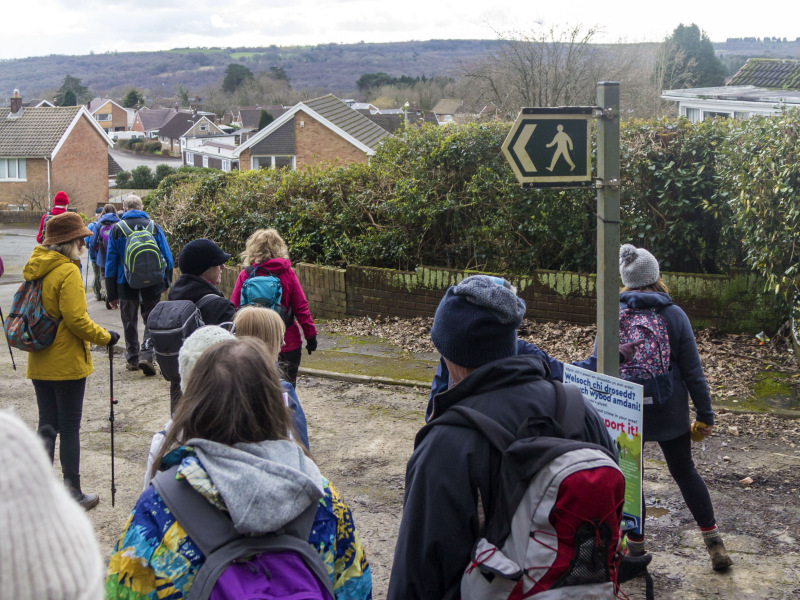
[53,191,69,206]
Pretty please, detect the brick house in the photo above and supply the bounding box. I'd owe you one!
[0,91,113,214]
[234,94,390,171]
[88,98,133,133]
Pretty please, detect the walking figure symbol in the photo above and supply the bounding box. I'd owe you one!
[545,124,576,172]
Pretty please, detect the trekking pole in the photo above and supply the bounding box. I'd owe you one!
[109,345,118,506]
[84,251,89,292]
[0,306,16,370]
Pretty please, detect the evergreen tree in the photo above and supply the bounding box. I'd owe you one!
[61,88,77,106]
[222,64,254,93]
[660,24,726,88]
[56,75,89,105]
[257,110,274,131]
[122,89,144,108]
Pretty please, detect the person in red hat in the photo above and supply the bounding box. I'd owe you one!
[36,191,70,244]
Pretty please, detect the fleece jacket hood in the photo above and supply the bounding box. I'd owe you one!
[188,438,323,535]
[23,245,77,281]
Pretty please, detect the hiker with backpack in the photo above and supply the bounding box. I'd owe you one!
[231,228,317,388]
[234,306,310,450]
[88,204,120,304]
[18,212,120,511]
[577,244,732,572]
[108,336,373,600]
[156,238,235,412]
[387,275,618,600]
[104,195,173,377]
[85,207,104,301]
[35,190,71,244]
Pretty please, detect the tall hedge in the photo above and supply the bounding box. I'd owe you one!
[145,114,799,284]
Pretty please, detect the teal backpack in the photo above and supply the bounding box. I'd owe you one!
[240,265,294,326]
[3,279,61,352]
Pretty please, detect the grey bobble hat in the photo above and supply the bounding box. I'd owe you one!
[619,244,660,289]
[430,275,526,368]
[178,325,236,392]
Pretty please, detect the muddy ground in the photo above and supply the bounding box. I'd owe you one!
[2,344,799,599]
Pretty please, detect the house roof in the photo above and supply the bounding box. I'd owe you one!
[88,98,126,113]
[366,110,438,133]
[661,85,800,106]
[137,108,180,132]
[22,99,55,108]
[236,94,390,157]
[159,113,206,139]
[728,59,800,89]
[0,106,112,157]
[432,98,463,115]
[250,119,295,155]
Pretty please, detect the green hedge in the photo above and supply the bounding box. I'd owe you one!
[145,113,800,295]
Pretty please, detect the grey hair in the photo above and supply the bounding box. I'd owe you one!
[46,239,82,260]
[123,195,143,211]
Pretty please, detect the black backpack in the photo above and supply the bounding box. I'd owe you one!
[146,295,218,381]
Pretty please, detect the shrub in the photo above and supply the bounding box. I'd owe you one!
[129,165,155,189]
[115,171,131,188]
[143,140,162,153]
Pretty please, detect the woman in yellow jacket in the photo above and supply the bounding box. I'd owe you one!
[24,212,120,510]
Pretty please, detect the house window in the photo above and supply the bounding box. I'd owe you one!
[252,155,295,170]
[202,156,209,168]
[186,152,193,165]
[96,113,112,121]
[703,110,732,120]
[222,160,230,171]
[684,107,701,123]
[0,158,27,181]
[199,124,208,132]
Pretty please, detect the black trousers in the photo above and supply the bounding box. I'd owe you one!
[633,431,716,539]
[119,285,162,365]
[32,378,87,499]
[279,347,303,388]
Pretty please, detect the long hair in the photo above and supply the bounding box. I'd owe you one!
[240,228,289,267]
[621,278,670,294]
[46,239,82,260]
[233,306,286,361]
[150,337,293,480]
[102,203,116,214]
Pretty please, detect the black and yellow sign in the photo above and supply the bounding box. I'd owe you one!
[502,107,593,188]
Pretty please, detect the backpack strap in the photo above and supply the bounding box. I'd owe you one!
[552,380,586,441]
[117,220,133,237]
[195,293,221,311]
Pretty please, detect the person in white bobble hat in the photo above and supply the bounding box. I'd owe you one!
[0,409,104,600]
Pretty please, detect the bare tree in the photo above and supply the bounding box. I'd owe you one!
[463,23,608,118]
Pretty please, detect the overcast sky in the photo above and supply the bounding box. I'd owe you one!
[2,0,797,60]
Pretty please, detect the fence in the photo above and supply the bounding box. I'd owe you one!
[217,263,783,334]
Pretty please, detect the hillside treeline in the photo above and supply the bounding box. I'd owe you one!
[146,110,800,298]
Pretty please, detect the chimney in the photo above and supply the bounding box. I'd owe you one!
[10,89,22,114]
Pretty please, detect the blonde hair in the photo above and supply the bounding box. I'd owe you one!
[46,239,82,260]
[234,306,286,360]
[240,228,289,266]
[621,278,670,295]
[123,195,143,211]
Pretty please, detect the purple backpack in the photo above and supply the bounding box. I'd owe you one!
[98,222,114,262]
[3,279,61,352]
[153,466,334,600]
[618,305,674,406]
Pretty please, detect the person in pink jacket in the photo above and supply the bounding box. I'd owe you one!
[231,228,317,387]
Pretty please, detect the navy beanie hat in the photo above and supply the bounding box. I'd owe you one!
[178,239,231,276]
[430,275,526,369]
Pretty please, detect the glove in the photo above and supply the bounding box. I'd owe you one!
[107,331,121,346]
[690,421,708,442]
[305,336,318,355]
[619,339,644,363]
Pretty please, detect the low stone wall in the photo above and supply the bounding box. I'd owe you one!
[0,210,41,224]
[214,262,782,334]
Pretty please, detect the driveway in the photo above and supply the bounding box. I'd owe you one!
[109,148,183,173]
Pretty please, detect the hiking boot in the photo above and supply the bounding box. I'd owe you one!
[77,493,100,511]
[706,538,733,572]
[139,360,157,376]
[125,361,139,371]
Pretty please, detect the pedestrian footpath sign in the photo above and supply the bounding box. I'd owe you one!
[502,107,593,188]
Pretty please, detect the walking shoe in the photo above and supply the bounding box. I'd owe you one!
[77,493,100,511]
[139,360,157,376]
[702,526,733,572]
[125,361,139,371]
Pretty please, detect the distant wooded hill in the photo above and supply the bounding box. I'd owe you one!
[0,40,502,102]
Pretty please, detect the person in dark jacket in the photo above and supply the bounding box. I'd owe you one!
[105,195,173,376]
[166,238,236,412]
[387,275,615,600]
[578,244,732,572]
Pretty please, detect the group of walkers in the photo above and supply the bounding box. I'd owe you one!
[2,189,730,598]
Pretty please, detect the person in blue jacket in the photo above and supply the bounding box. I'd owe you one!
[85,207,103,301]
[105,195,173,376]
[88,204,120,303]
[579,244,732,572]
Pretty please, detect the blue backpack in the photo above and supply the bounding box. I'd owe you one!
[152,465,334,600]
[240,265,294,326]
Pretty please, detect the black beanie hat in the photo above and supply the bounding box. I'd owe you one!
[430,275,526,369]
[178,239,231,276]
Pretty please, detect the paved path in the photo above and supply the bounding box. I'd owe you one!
[109,148,183,173]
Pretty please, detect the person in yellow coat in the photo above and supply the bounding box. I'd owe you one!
[24,212,120,511]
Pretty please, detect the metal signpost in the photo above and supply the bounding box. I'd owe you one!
[502,82,620,377]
